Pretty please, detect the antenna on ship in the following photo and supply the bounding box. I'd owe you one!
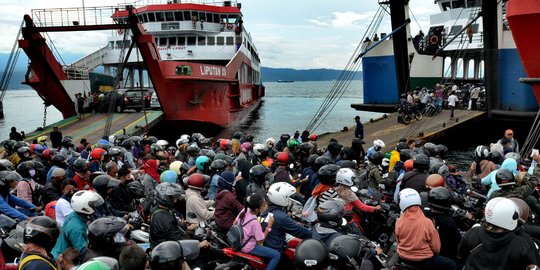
[0,19,25,119]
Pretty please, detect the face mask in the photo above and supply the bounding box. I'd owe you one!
[29,169,36,177]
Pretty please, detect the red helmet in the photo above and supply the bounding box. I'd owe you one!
[426,174,446,188]
[276,152,290,165]
[309,134,317,141]
[90,148,107,160]
[219,139,231,150]
[187,173,205,189]
[403,159,414,172]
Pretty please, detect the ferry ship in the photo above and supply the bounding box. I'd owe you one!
[18,0,264,129]
[357,0,539,118]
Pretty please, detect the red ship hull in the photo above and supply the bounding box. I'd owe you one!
[507,0,540,105]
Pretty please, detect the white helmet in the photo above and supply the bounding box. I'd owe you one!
[485,197,519,230]
[373,139,385,149]
[170,161,183,175]
[156,140,169,148]
[266,138,276,149]
[253,143,268,156]
[398,188,421,212]
[267,182,296,207]
[505,152,521,163]
[336,168,355,187]
[71,190,104,215]
[108,135,116,144]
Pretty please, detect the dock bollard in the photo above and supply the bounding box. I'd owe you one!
[443,123,446,128]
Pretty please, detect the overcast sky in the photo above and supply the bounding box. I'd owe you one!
[0,0,439,69]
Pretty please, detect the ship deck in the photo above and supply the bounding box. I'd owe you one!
[25,111,164,144]
[318,109,486,149]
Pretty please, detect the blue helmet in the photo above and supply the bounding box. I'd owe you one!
[160,170,178,184]
[195,156,211,171]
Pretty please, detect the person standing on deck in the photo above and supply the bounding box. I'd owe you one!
[354,116,364,140]
[50,126,62,149]
[9,127,22,141]
[76,93,86,120]
[447,91,458,119]
[497,129,520,153]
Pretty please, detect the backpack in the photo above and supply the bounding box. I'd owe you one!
[356,169,369,189]
[23,180,45,207]
[227,215,257,251]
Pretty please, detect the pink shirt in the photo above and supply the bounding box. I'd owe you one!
[17,179,36,203]
[234,210,264,253]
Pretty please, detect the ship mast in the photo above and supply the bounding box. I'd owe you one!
[482,0,499,118]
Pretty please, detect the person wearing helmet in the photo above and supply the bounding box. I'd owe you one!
[60,136,80,160]
[298,154,319,200]
[52,190,105,259]
[275,134,290,152]
[195,155,211,175]
[481,157,519,198]
[216,138,232,154]
[15,161,42,213]
[55,179,78,226]
[185,173,214,227]
[91,175,125,220]
[311,164,340,210]
[324,142,343,163]
[459,197,537,269]
[233,193,281,270]
[364,151,387,189]
[350,138,366,163]
[141,159,160,196]
[327,234,381,270]
[149,240,201,270]
[428,187,462,264]
[18,216,59,270]
[335,168,381,233]
[365,139,385,161]
[400,154,430,193]
[247,165,273,199]
[208,159,228,200]
[262,182,312,268]
[110,167,137,212]
[294,239,329,270]
[73,158,92,191]
[311,199,357,247]
[265,138,277,159]
[491,165,540,215]
[88,148,106,173]
[0,171,39,220]
[395,188,456,269]
[83,217,130,262]
[470,145,497,180]
[214,171,243,231]
[274,152,297,188]
[43,167,66,205]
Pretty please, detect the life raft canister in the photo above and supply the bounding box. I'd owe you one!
[430,35,439,45]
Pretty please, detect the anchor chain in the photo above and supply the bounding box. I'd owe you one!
[42,103,48,128]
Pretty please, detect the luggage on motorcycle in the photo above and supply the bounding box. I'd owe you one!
[227,216,257,251]
[356,169,369,189]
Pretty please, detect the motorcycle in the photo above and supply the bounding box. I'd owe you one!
[0,215,22,270]
[397,103,423,125]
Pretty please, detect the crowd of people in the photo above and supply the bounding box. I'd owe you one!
[0,126,538,270]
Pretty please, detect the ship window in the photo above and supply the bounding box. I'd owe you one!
[227,14,238,23]
[198,37,206,45]
[187,36,196,46]
[175,11,183,21]
[148,13,155,22]
[108,41,114,49]
[478,60,484,79]
[199,12,206,21]
[156,12,165,22]
[441,1,451,11]
[161,22,180,30]
[220,14,229,23]
[159,38,167,46]
[456,58,464,78]
[176,65,192,75]
[116,41,123,48]
[226,37,234,45]
[467,59,475,78]
[178,37,186,45]
[169,37,177,46]
[137,15,144,22]
[165,12,174,21]
[443,57,451,78]
[213,14,219,23]
[207,36,215,45]
[183,11,191,21]
[449,25,462,35]
[207,13,214,23]
[143,13,149,22]
[472,23,479,33]
[466,0,480,7]
[217,36,225,45]
[452,0,465,8]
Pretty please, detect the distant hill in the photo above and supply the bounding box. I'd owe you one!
[261,67,362,82]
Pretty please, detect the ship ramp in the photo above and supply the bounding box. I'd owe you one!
[25,111,163,145]
[317,109,486,150]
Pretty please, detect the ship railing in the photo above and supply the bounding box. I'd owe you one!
[125,0,239,8]
[63,65,90,80]
[71,46,109,70]
[31,6,119,28]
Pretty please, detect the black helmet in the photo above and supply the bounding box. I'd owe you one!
[187,143,200,155]
[279,133,290,142]
[0,159,12,171]
[495,168,515,188]
[299,143,314,155]
[108,147,122,156]
[92,175,121,195]
[396,142,408,152]
[423,142,436,157]
[339,160,356,169]
[113,134,128,145]
[73,158,89,173]
[317,164,340,186]
[191,133,205,145]
[2,140,16,152]
[294,239,329,270]
[428,187,451,211]
[413,154,430,171]
[400,149,413,161]
[314,156,331,171]
[475,145,490,159]
[232,131,244,140]
[16,161,35,179]
[61,136,74,147]
[327,142,343,156]
[121,139,135,148]
[308,154,319,167]
[317,199,345,226]
[429,161,444,174]
[17,146,31,159]
[210,159,227,173]
[351,138,365,150]
[13,141,29,152]
[88,217,128,247]
[249,165,271,185]
[200,149,215,160]
[145,136,158,144]
[244,134,254,142]
[154,182,185,208]
[150,241,184,270]
[339,147,355,161]
[24,216,59,250]
[328,235,370,270]
[435,144,448,158]
[52,154,67,167]
[127,181,145,199]
[368,152,383,165]
[199,138,212,148]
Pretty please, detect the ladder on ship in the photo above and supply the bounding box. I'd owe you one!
[0,20,25,119]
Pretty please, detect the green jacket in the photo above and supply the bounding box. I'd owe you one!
[51,212,88,260]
